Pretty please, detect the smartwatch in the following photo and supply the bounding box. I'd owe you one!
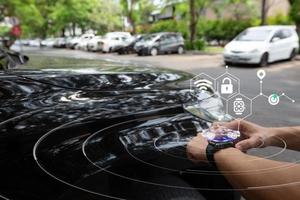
[202,126,240,167]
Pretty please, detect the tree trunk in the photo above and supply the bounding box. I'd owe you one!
[61,27,65,37]
[189,0,196,47]
[261,0,267,25]
[72,23,76,36]
[128,1,136,34]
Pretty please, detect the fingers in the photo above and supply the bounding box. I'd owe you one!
[212,119,240,130]
[186,133,209,163]
[235,136,263,151]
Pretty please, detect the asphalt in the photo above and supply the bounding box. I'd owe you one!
[14,46,300,162]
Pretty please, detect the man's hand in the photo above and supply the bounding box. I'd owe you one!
[213,120,273,152]
[186,133,208,163]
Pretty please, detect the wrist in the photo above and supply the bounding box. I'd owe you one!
[266,127,283,147]
[214,147,242,163]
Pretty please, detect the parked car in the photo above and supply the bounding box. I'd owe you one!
[113,35,144,54]
[223,25,299,67]
[69,34,94,49]
[41,38,56,47]
[28,39,41,47]
[53,37,67,48]
[86,35,103,51]
[134,32,185,56]
[75,35,94,51]
[66,36,79,49]
[100,32,133,53]
[0,49,239,200]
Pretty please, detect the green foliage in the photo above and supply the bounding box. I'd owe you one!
[87,0,122,34]
[0,25,10,37]
[267,13,293,25]
[289,0,300,24]
[145,20,189,39]
[200,19,253,45]
[185,39,206,50]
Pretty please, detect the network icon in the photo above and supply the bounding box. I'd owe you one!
[189,66,296,120]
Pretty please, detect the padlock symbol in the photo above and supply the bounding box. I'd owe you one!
[221,77,233,94]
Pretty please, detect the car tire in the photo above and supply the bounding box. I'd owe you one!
[177,46,184,54]
[259,53,268,67]
[225,61,232,66]
[150,47,158,56]
[289,48,297,60]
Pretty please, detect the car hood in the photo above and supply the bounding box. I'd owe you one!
[0,63,228,199]
[226,40,266,52]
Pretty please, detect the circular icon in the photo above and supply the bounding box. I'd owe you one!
[268,94,280,105]
[257,69,266,80]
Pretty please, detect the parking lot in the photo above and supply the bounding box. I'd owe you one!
[19,46,300,127]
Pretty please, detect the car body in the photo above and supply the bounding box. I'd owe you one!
[86,35,103,51]
[41,38,56,47]
[223,25,299,66]
[69,34,94,49]
[0,50,239,200]
[113,35,144,54]
[28,39,41,47]
[75,35,95,51]
[100,32,133,53]
[134,32,185,56]
[53,37,67,48]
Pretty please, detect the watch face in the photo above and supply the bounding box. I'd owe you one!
[201,126,240,143]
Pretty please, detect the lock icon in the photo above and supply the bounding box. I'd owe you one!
[221,77,233,94]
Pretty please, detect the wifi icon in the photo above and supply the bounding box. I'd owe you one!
[194,79,213,92]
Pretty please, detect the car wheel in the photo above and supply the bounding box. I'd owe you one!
[150,48,158,56]
[289,48,297,60]
[177,46,184,54]
[224,61,232,66]
[259,53,268,67]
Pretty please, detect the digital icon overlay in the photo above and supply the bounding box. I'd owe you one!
[189,66,296,120]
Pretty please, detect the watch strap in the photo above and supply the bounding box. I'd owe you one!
[206,142,235,168]
[206,144,218,168]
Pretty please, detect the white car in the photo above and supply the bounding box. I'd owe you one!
[69,34,94,49]
[41,38,56,47]
[28,39,41,47]
[87,36,103,51]
[223,25,299,66]
[100,32,133,53]
[75,34,95,50]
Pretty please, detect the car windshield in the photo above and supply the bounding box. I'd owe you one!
[235,29,271,41]
[141,34,158,42]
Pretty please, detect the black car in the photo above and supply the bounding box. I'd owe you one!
[113,35,144,55]
[0,50,239,200]
[134,32,185,56]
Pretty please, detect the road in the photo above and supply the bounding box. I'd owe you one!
[16,46,300,162]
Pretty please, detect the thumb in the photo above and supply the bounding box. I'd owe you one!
[235,137,262,151]
[213,120,239,130]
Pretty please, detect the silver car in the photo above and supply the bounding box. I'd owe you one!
[134,32,185,56]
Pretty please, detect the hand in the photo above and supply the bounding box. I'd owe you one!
[213,119,272,152]
[186,133,209,163]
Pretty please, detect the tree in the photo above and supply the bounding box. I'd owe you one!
[260,0,282,25]
[0,0,44,38]
[120,0,139,34]
[189,0,209,46]
[289,0,300,33]
[89,0,122,34]
[50,0,97,36]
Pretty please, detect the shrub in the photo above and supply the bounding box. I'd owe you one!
[199,19,253,45]
[141,20,189,39]
[185,39,206,50]
[267,13,293,25]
